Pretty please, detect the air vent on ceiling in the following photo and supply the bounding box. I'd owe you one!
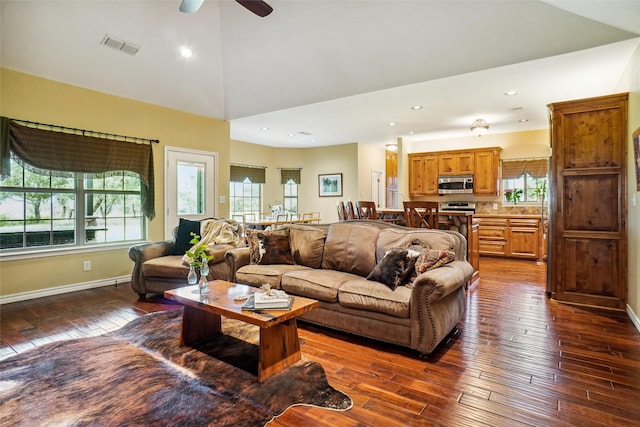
[101,34,140,56]
[508,106,525,113]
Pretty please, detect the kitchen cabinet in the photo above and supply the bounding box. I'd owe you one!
[509,218,539,259]
[477,217,508,257]
[408,154,438,196]
[473,149,500,196]
[476,216,541,260]
[547,93,628,310]
[408,147,500,197]
[438,153,474,176]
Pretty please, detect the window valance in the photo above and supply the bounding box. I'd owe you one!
[501,158,549,179]
[280,168,301,184]
[230,164,266,183]
[0,117,156,219]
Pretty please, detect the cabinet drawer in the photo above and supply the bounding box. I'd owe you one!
[479,241,507,257]
[478,227,506,239]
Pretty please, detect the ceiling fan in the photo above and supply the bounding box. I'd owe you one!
[180,0,273,17]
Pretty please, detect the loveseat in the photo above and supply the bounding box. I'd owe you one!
[225,220,473,355]
[128,218,243,298]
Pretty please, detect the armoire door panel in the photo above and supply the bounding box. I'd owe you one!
[562,174,620,232]
[560,238,620,296]
[559,108,624,169]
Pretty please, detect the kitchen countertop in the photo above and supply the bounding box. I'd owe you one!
[473,214,544,219]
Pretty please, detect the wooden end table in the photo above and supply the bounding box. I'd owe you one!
[164,280,318,382]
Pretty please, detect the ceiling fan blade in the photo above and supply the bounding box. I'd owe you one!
[236,0,273,17]
[179,0,205,13]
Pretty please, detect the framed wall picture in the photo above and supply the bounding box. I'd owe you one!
[634,126,640,191]
[318,173,343,197]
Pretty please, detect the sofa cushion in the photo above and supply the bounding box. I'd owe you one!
[171,218,201,255]
[236,264,311,289]
[375,228,456,263]
[414,249,456,274]
[248,229,294,265]
[322,222,379,277]
[286,224,327,268]
[338,278,412,318]
[281,269,362,303]
[143,255,190,278]
[366,248,417,290]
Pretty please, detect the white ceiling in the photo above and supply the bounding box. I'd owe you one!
[1,0,639,149]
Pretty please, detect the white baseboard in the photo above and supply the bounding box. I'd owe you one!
[627,304,640,334]
[0,275,130,305]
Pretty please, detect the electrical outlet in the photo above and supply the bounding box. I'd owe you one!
[492,203,498,210]
[83,260,91,271]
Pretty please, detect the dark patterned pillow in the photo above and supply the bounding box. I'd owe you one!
[414,249,455,274]
[367,247,417,291]
[171,218,201,255]
[249,229,295,265]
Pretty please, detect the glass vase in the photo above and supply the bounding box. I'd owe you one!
[198,262,210,294]
[187,264,198,285]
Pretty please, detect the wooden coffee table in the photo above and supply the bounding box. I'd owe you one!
[164,280,318,382]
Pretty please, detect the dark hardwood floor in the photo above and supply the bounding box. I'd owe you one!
[2,257,640,426]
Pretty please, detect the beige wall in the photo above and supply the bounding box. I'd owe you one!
[619,43,640,322]
[230,141,361,223]
[0,69,230,298]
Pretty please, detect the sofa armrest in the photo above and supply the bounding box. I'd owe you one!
[412,260,473,302]
[128,240,174,295]
[410,260,473,354]
[225,247,251,283]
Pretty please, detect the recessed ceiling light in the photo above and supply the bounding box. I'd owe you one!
[180,46,193,58]
[310,139,317,143]
[504,90,518,96]
[411,105,423,110]
[261,127,269,131]
[518,119,529,123]
[288,133,295,137]
[388,122,396,126]
[409,131,415,135]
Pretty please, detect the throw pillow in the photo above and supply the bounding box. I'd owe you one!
[249,229,295,265]
[366,247,417,291]
[171,218,201,255]
[414,249,455,275]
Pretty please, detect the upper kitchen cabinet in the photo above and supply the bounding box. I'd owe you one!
[438,152,474,176]
[408,154,438,196]
[473,148,501,196]
[408,147,501,197]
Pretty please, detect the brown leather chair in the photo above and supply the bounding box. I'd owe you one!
[403,201,439,229]
[357,201,378,219]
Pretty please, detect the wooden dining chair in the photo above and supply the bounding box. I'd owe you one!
[302,212,314,223]
[344,200,358,220]
[336,201,347,221]
[357,201,378,220]
[275,213,289,228]
[311,212,321,223]
[403,201,439,229]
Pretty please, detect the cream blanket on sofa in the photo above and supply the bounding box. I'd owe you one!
[182,219,242,265]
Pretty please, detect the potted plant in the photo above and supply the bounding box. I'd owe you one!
[504,188,523,204]
[185,232,213,293]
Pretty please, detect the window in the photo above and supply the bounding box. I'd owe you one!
[229,164,266,218]
[229,178,261,217]
[283,179,298,214]
[280,168,301,215]
[0,157,145,251]
[501,158,549,204]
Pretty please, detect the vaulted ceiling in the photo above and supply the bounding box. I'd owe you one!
[1,1,639,148]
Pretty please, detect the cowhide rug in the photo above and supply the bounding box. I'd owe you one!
[0,310,352,426]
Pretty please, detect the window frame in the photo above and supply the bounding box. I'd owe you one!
[0,157,147,255]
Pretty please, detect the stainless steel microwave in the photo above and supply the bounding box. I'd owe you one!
[437,175,474,194]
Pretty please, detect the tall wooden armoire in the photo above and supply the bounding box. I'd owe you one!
[547,93,628,310]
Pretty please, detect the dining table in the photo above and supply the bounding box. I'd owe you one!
[244,217,318,231]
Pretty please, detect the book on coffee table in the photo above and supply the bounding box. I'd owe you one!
[242,293,293,311]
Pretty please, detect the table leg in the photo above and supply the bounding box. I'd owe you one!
[258,318,301,382]
[181,305,222,346]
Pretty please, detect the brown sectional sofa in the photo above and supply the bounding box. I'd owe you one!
[225,220,473,355]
